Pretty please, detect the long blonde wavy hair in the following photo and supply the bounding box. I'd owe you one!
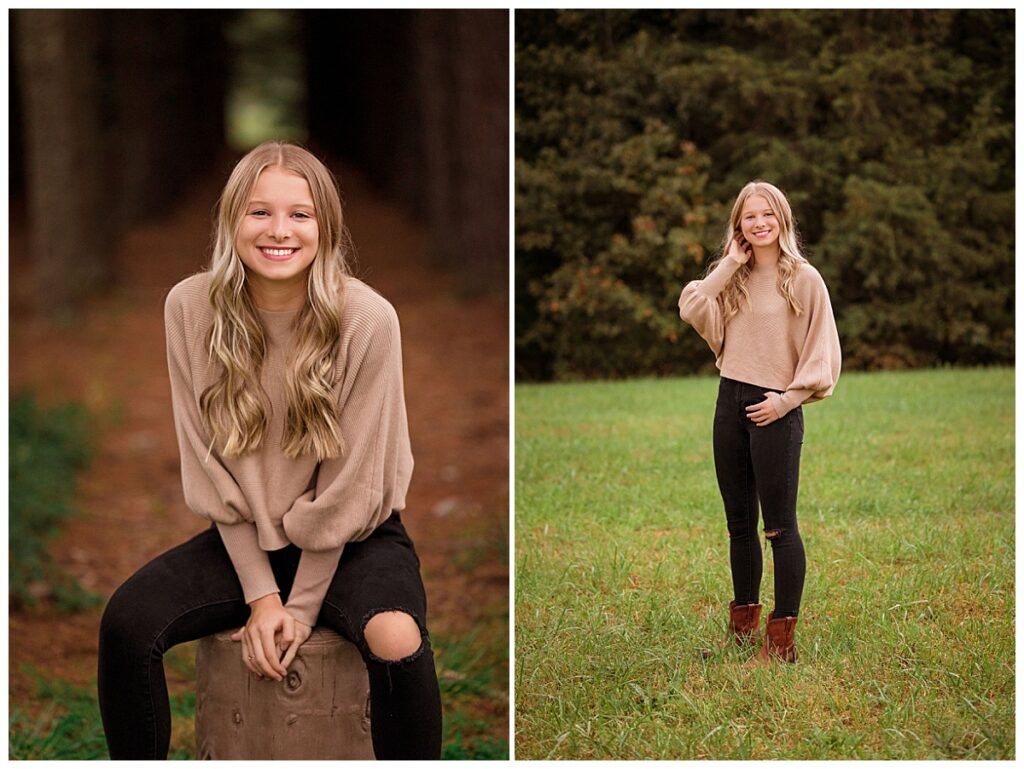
[200,141,351,461]
[704,180,807,322]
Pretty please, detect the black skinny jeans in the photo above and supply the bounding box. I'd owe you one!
[713,376,805,617]
[97,511,442,760]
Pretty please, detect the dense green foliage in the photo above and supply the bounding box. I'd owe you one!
[516,10,1013,380]
[515,368,1013,757]
[9,392,100,611]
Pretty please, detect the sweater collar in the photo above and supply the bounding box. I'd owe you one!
[257,306,299,347]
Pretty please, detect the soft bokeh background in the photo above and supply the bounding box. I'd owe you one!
[516,9,1013,380]
[9,9,508,759]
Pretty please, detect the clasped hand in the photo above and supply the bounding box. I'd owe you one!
[230,593,311,681]
[746,394,781,427]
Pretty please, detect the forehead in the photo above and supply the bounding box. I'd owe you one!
[250,166,314,202]
[741,194,774,215]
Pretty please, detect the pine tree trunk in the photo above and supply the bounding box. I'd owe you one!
[14,9,111,314]
[449,10,508,296]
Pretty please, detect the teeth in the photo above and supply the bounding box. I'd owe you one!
[261,248,296,256]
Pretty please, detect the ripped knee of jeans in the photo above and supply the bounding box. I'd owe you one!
[360,607,428,664]
[764,528,784,541]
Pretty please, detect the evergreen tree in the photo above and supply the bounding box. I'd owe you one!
[516,9,1013,379]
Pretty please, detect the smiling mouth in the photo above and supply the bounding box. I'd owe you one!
[259,247,299,260]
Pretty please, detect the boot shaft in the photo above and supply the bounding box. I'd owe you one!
[763,611,798,663]
[728,601,763,644]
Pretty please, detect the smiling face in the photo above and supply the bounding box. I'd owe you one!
[738,194,780,250]
[234,165,320,309]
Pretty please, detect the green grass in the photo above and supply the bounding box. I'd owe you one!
[8,666,195,760]
[9,392,103,612]
[515,368,1013,759]
[435,623,510,759]
[9,632,507,760]
[435,513,510,758]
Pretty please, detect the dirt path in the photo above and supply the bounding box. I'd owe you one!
[8,164,509,739]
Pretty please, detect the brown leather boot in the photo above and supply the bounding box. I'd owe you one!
[747,611,798,665]
[701,601,762,658]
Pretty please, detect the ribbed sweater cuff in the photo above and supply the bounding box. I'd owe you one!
[283,546,344,628]
[772,389,815,418]
[216,521,280,605]
[696,256,744,298]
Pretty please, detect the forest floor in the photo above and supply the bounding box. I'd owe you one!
[9,161,509,755]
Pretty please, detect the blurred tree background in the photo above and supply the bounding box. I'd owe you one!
[11,9,507,310]
[515,9,1013,380]
[10,9,509,759]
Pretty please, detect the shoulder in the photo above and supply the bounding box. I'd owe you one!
[333,278,404,382]
[340,277,401,342]
[792,260,830,298]
[164,272,213,325]
[163,272,214,353]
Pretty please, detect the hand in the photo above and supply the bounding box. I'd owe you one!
[230,593,294,681]
[278,616,312,672]
[727,230,753,264]
[745,393,781,427]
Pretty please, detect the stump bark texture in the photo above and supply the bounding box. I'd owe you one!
[194,627,373,759]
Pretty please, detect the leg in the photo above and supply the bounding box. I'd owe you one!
[364,611,424,660]
[97,526,253,759]
[713,379,762,605]
[749,402,806,617]
[315,511,442,760]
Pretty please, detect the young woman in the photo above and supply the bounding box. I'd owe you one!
[678,180,841,664]
[97,142,442,757]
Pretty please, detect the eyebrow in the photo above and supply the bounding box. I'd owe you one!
[247,200,315,208]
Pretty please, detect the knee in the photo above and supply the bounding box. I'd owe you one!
[726,516,754,540]
[363,611,424,662]
[99,580,162,654]
[99,589,144,653]
[765,527,800,547]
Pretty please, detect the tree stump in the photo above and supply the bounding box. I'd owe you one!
[194,627,373,759]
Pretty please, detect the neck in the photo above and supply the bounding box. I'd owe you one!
[752,244,780,270]
[246,272,308,312]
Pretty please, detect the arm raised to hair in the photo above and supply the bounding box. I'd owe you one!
[678,255,745,356]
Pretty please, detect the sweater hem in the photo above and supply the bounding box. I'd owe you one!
[717,365,789,394]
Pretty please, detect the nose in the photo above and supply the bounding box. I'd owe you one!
[269,214,292,240]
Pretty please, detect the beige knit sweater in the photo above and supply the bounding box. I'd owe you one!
[678,255,842,418]
[164,272,413,627]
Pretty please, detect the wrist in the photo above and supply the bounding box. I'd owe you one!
[698,254,744,298]
[283,600,318,629]
[248,591,282,609]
